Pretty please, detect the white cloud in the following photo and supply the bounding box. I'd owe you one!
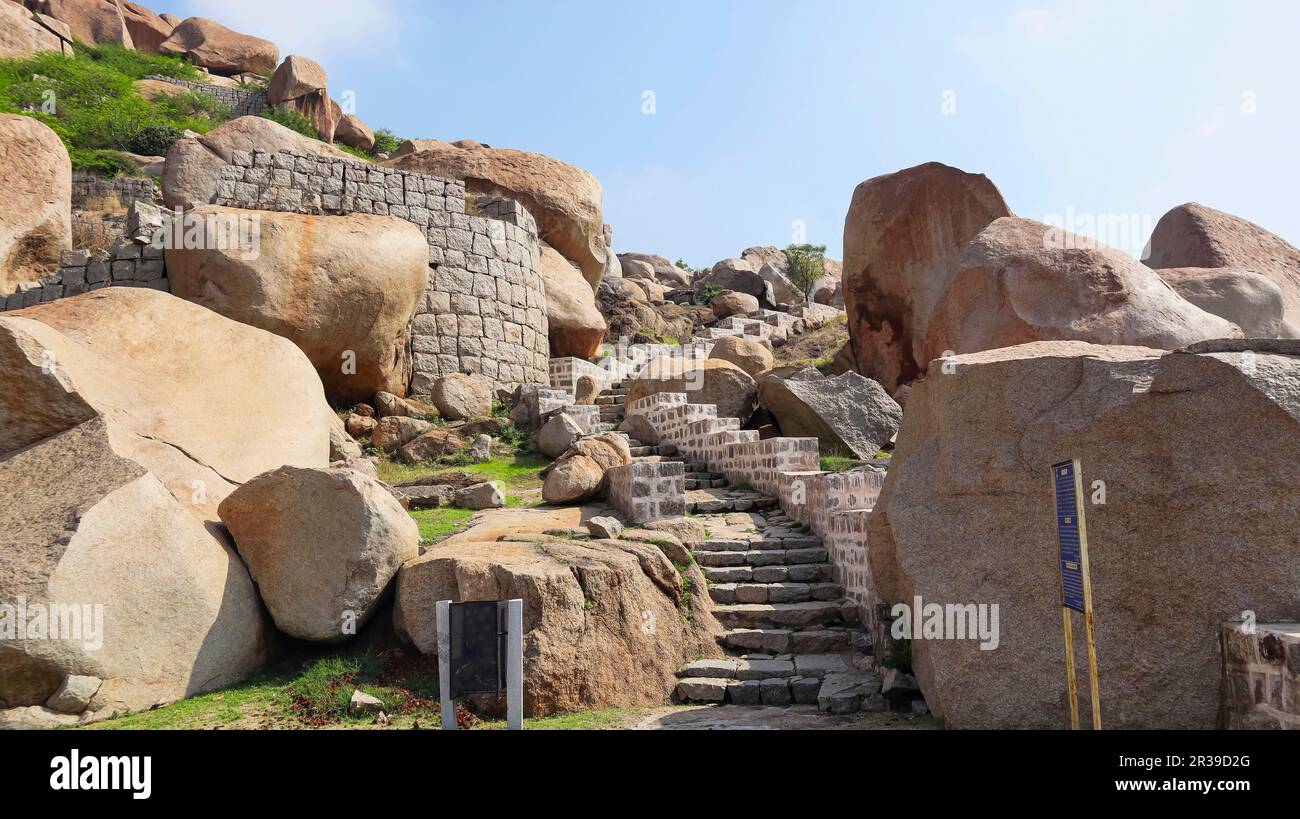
[175,0,419,64]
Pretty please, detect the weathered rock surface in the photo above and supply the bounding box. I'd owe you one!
[267,54,335,141]
[538,412,583,458]
[711,290,760,319]
[24,0,130,48]
[759,369,901,459]
[868,340,1300,728]
[1145,202,1300,334]
[387,139,608,285]
[539,241,605,358]
[159,17,279,76]
[163,115,353,209]
[167,206,428,403]
[219,466,418,642]
[371,416,432,453]
[924,217,1239,359]
[430,373,493,420]
[1,2,72,59]
[397,427,467,464]
[335,114,375,153]
[1157,267,1297,338]
[120,1,174,53]
[1,288,334,712]
[394,533,721,715]
[708,335,774,379]
[618,253,691,287]
[1,114,71,297]
[842,161,1013,392]
[695,258,766,302]
[626,356,758,422]
[454,481,505,510]
[541,434,631,504]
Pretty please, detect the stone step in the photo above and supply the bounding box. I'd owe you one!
[720,628,857,655]
[709,582,843,605]
[686,496,778,514]
[693,538,821,553]
[713,601,849,629]
[702,563,834,584]
[684,478,729,490]
[694,547,829,568]
[678,653,852,681]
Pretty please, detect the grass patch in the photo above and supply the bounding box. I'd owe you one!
[377,453,549,489]
[0,44,225,174]
[409,506,475,543]
[820,455,857,472]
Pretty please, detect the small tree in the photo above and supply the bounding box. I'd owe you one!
[784,243,827,304]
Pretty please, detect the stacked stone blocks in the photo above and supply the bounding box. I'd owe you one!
[210,149,549,393]
[2,243,167,312]
[143,75,268,117]
[607,462,686,524]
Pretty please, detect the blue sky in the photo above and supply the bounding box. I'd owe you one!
[159,0,1299,267]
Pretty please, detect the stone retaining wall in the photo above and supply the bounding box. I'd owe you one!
[143,75,268,117]
[72,173,160,211]
[607,461,686,525]
[210,149,549,393]
[1,243,167,311]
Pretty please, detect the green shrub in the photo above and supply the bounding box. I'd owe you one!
[695,282,722,305]
[67,147,138,177]
[77,43,200,81]
[124,123,184,156]
[784,243,827,304]
[260,104,319,138]
[371,128,404,156]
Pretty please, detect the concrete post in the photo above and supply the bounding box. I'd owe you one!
[436,599,455,731]
[506,598,524,730]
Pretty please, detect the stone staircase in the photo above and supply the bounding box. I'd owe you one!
[674,503,885,713]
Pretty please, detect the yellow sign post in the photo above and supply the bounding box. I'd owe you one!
[1051,459,1101,730]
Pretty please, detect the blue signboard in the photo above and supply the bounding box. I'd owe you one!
[1052,461,1086,612]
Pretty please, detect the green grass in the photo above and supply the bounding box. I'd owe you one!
[409,506,475,543]
[377,453,549,489]
[820,455,857,472]
[76,674,291,730]
[0,45,226,174]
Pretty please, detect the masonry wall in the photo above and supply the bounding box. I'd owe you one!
[210,149,549,393]
[143,75,268,117]
[1,243,167,312]
[72,173,159,211]
[607,461,686,525]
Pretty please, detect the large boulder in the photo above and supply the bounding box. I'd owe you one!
[429,373,493,421]
[0,115,71,297]
[158,17,279,76]
[539,241,606,358]
[1,2,72,59]
[759,369,901,459]
[842,161,1013,392]
[267,55,336,142]
[708,335,774,379]
[219,466,419,642]
[711,290,759,319]
[0,288,336,714]
[23,0,130,47]
[394,535,721,715]
[166,206,429,404]
[868,339,1300,728]
[335,114,376,153]
[387,139,609,285]
[924,217,1240,359]
[1144,202,1300,334]
[541,433,631,504]
[626,356,758,421]
[618,253,691,287]
[695,257,767,302]
[120,1,174,53]
[162,115,354,209]
[1156,268,1297,338]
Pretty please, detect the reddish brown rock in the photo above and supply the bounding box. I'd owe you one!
[159,16,279,76]
[1145,202,1300,334]
[842,162,1012,392]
